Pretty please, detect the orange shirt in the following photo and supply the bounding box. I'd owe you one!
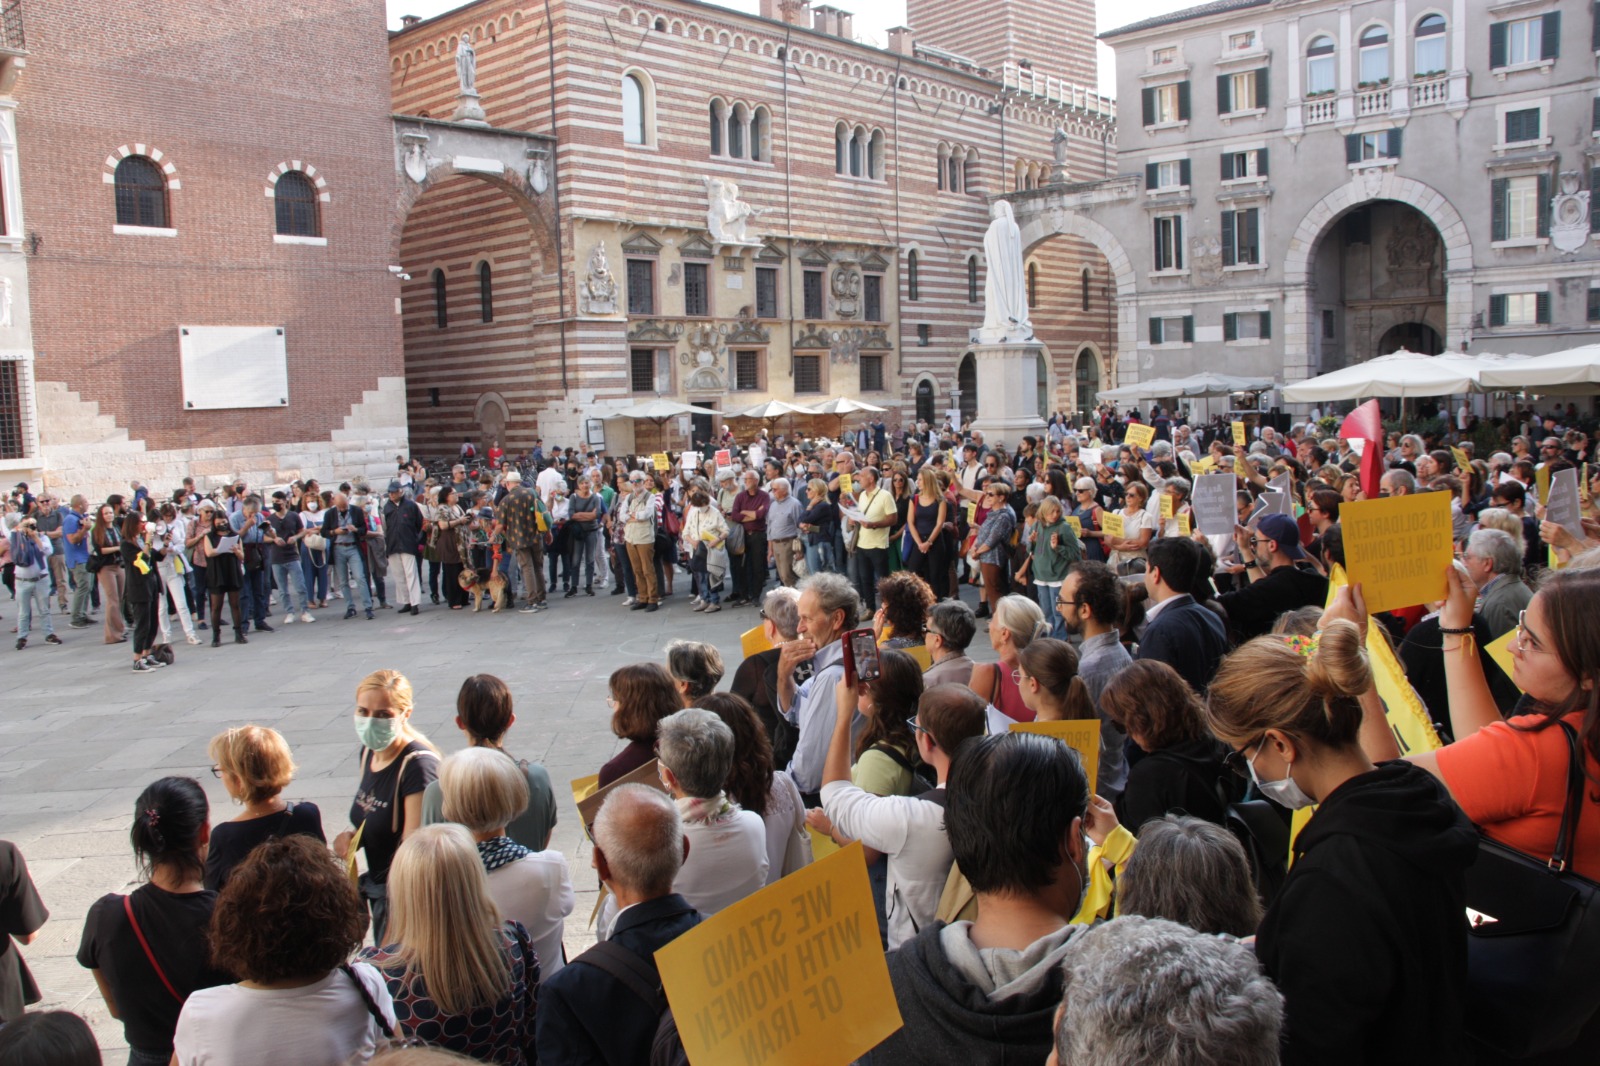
[1435,711,1600,881]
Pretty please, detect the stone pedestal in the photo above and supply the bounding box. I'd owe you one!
[968,341,1047,436]
[452,91,489,126]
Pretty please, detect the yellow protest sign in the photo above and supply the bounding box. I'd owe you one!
[1125,423,1155,451]
[656,842,902,1066]
[742,624,776,659]
[1232,421,1247,446]
[807,826,841,862]
[1178,512,1192,536]
[1325,566,1442,756]
[1009,719,1101,796]
[1339,493,1453,615]
[1486,629,1522,691]
[1100,511,1125,538]
[345,820,366,886]
[838,473,854,497]
[1450,446,1471,473]
[571,774,600,806]
[1191,455,1215,474]
[1064,515,1082,535]
[1537,465,1551,506]
[652,452,671,472]
[1159,494,1173,519]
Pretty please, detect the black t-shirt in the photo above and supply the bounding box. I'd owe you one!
[0,840,48,1022]
[350,743,438,883]
[75,884,233,1054]
[202,802,327,891]
[265,509,303,565]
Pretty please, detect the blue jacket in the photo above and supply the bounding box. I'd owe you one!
[534,893,701,1065]
[1137,594,1229,694]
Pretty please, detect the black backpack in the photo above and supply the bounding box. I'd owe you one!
[573,940,689,1066]
[868,742,937,796]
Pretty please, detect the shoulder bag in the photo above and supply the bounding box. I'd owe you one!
[1463,721,1600,1058]
[122,895,183,1004]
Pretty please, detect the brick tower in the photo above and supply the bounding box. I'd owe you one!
[906,0,1097,89]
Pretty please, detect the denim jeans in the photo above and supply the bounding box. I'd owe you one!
[568,529,600,589]
[16,576,53,639]
[300,543,327,603]
[333,544,373,612]
[1035,582,1067,640]
[240,566,269,626]
[804,539,836,575]
[270,560,308,616]
[69,562,93,624]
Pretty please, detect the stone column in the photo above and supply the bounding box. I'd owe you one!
[967,342,1047,436]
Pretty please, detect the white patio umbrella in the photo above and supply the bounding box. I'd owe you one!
[1099,372,1275,402]
[602,398,706,421]
[1476,345,1600,392]
[1281,350,1488,403]
[799,396,888,437]
[732,400,814,419]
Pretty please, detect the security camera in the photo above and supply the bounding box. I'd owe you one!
[388,265,412,280]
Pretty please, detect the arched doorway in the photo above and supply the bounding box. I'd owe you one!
[914,377,935,424]
[1377,322,1443,355]
[956,353,977,425]
[1074,347,1101,425]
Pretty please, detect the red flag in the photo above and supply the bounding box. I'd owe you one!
[1339,399,1384,500]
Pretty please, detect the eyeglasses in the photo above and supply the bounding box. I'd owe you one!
[1222,740,1262,779]
[905,716,928,738]
[1513,609,1551,655]
[1056,598,1081,611]
[210,765,223,778]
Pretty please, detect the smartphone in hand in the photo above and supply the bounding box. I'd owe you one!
[841,627,881,685]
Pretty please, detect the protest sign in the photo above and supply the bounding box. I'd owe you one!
[1124,423,1155,451]
[681,451,699,470]
[1178,512,1192,536]
[1232,421,1247,446]
[1536,465,1551,506]
[1450,446,1471,474]
[1192,473,1238,536]
[652,453,670,472]
[1546,467,1582,536]
[742,623,776,659]
[715,449,732,466]
[1009,719,1100,795]
[807,826,841,862]
[1339,493,1453,614]
[577,758,670,835]
[1079,448,1101,468]
[837,473,853,497]
[1064,515,1083,535]
[1190,455,1215,474]
[1266,474,1295,514]
[1159,494,1173,519]
[1099,511,1125,538]
[1485,629,1522,691]
[1325,567,1442,755]
[656,842,902,1066]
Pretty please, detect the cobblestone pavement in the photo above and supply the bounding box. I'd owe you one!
[0,578,996,1056]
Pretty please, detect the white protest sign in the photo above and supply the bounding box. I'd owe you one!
[1192,473,1238,536]
[1546,467,1582,535]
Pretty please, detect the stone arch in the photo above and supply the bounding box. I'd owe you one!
[1072,343,1104,420]
[390,159,557,271]
[474,390,511,443]
[1013,204,1138,389]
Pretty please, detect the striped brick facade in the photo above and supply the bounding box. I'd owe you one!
[390,0,1115,457]
[905,0,1098,92]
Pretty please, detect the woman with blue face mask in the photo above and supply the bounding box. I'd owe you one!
[1204,620,1477,1066]
[331,669,438,946]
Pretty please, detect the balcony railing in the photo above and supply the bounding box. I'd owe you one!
[1356,85,1391,116]
[1001,61,1116,122]
[0,1,23,51]
[1304,97,1337,124]
[1412,76,1448,108]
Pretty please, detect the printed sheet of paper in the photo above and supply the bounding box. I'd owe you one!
[1124,423,1155,451]
[1192,473,1238,537]
[1232,421,1247,446]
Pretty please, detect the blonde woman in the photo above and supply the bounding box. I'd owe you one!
[967,594,1049,724]
[904,467,950,599]
[1103,481,1157,575]
[1475,506,1526,560]
[357,824,538,1064]
[204,725,325,890]
[333,670,439,944]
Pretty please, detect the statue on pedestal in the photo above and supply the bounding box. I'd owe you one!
[980,201,1033,343]
[704,177,760,245]
[452,33,488,125]
[579,244,619,315]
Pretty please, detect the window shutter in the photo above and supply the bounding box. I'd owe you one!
[1537,173,1552,238]
[1592,168,1600,232]
[1541,11,1561,60]
[1174,215,1184,268]
[1152,217,1164,268]
[1491,177,1509,242]
[1489,21,1508,68]
[1488,294,1507,327]
[1179,159,1191,186]
[1223,312,1238,341]
[1221,152,1235,181]
[1259,310,1272,339]
[1387,128,1402,157]
[1142,87,1156,126]
[1587,288,1600,322]
[1217,73,1232,114]
[1150,317,1164,344]
[1257,147,1269,176]
[1241,209,1260,264]
[1593,97,1600,132]
[1181,315,1195,342]
[1536,291,1551,324]
[1345,134,1361,165]
[1221,210,1236,267]
[1594,2,1600,51]
[1255,68,1269,110]
[1146,162,1159,188]
[1177,81,1191,120]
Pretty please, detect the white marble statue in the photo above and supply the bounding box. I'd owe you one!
[705,177,760,245]
[980,200,1033,343]
[456,34,478,96]
[580,244,619,315]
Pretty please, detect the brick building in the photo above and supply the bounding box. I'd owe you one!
[6,0,407,497]
[389,0,1117,457]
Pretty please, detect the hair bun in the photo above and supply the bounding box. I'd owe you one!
[1301,620,1372,700]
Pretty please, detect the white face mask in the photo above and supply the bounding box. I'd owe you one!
[1248,743,1316,810]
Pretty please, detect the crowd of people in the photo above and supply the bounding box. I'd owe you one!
[2,400,1599,1065]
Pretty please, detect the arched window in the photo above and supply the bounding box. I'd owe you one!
[1414,14,1446,77]
[1358,25,1390,84]
[709,100,724,155]
[273,171,320,237]
[947,155,960,192]
[963,150,978,194]
[622,72,649,145]
[836,123,849,175]
[849,126,865,177]
[907,250,920,301]
[967,256,979,304]
[915,378,935,423]
[1306,35,1336,95]
[1081,268,1091,312]
[730,103,748,159]
[1027,262,1039,309]
[751,107,769,161]
[868,129,885,180]
[114,156,168,228]
[478,261,493,322]
[433,268,448,328]
[936,146,949,190]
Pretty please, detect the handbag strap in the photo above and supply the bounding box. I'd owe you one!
[1549,721,1585,873]
[122,895,183,1004]
[339,964,395,1039]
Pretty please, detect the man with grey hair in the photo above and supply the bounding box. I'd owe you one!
[536,784,700,1064]
[730,586,807,767]
[1047,916,1283,1066]
[765,475,803,587]
[656,708,769,915]
[782,571,862,804]
[1380,468,1417,497]
[1463,527,1531,638]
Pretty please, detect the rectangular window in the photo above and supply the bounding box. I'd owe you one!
[1229,31,1256,51]
[626,259,655,315]
[1230,71,1257,111]
[629,348,657,392]
[917,323,932,346]
[1142,82,1190,125]
[0,360,23,460]
[864,275,883,322]
[1505,108,1542,144]
[1346,129,1402,162]
[794,354,822,393]
[1156,83,1182,123]
[1221,148,1268,180]
[1153,46,1177,65]
[1508,176,1540,239]
[803,270,824,319]
[1588,288,1600,323]
[1322,308,1336,339]
[1224,310,1272,340]
[755,267,779,319]
[1492,13,1560,67]
[734,349,762,391]
[1148,314,1194,345]
[683,262,709,317]
[1221,208,1260,266]
[860,355,885,392]
[1491,292,1547,326]
[1153,214,1184,271]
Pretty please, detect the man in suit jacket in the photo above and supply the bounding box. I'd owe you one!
[535,785,701,1065]
[1138,537,1229,694]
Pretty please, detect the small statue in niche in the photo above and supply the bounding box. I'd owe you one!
[704,177,760,245]
[580,244,618,315]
